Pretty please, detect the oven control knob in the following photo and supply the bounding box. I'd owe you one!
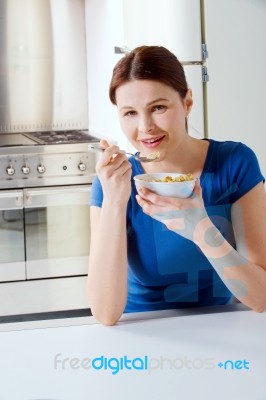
[6,166,15,176]
[22,165,30,175]
[78,162,86,171]
[37,165,46,174]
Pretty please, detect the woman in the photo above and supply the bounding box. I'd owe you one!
[88,45,266,325]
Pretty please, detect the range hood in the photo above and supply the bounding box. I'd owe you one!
[0,0,88,133]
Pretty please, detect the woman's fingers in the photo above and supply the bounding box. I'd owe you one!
[96,140,132,183]
[137,179,204,209]
[97,139,131,170]
[137,187,181,208]
[97,144,120,167]
[112,159,132,177]
[100,138,110,149]
[136,194,166,216]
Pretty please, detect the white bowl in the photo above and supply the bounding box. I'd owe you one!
[134,173,196,198]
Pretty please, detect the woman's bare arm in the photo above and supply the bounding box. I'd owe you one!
[88,204,128,325]
[87,140,132,325]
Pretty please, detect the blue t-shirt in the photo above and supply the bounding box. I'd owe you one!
[90,139,265,312]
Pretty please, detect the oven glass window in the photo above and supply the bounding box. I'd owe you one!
[24,186,91,279]
[0,209,25,263]
[0,190,26,282]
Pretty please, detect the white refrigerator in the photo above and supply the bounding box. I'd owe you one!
[122,0,205,141]
[86,0,265,176]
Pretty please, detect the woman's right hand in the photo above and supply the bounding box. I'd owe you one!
[95,139,132,205]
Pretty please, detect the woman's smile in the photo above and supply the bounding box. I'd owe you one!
[139,135,166,148]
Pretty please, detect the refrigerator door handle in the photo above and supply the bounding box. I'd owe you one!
[202,43,209,60]
[202,66,209,83]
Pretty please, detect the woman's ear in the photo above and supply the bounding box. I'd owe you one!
[184,89,193,115]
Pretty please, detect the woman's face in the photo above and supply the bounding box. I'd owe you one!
[115,79,193,158]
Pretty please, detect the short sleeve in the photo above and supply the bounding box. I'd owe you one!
[229,143,265,203]
[90,176,103,207]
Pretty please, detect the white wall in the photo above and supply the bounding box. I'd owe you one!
[204,0,266,176]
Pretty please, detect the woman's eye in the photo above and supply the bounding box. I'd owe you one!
[124,110,136,117]
[152,105,166,112]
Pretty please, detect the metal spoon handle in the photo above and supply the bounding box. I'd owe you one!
[88,143,159,162]
[88,143,128,155]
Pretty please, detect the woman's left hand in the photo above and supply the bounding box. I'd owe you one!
[136,179,212,242]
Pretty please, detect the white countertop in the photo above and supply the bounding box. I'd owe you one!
[0,304,265,400]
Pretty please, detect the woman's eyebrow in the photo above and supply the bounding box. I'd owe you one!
[119,98,169,111]
[147,98,169,106]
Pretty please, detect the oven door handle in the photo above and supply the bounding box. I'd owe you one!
[24,185,92,208]
[0,190,24,210]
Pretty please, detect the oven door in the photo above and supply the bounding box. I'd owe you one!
[0,190,26,282]
[24,185,91,279]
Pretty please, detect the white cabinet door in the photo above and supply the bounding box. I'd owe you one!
[204,0,266,176]
[123,0,202,61]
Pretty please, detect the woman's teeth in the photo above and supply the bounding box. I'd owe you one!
[142,137,164,147]
[145,138,160,143]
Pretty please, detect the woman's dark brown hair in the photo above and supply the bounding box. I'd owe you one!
[109,45,189,105]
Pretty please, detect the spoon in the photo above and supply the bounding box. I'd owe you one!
[88,143,160,162]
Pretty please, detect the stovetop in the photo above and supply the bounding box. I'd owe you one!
[0,130,100,147]
[0,130,100,188]
[0,134,38,147]
[24,130,100,145]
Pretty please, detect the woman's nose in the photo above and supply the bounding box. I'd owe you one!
[138,114,154,134]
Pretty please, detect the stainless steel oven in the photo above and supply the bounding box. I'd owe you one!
[0,185,92,281]
[0,0,100,317]
[0,133,99,317]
